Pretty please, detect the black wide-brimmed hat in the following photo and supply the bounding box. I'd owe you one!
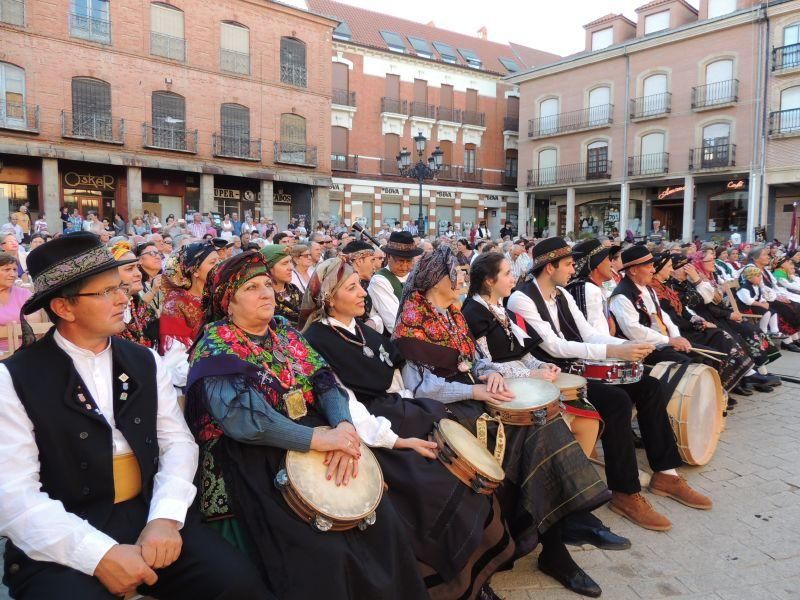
[671,254,690,270]
[531,237,574,270]
[653,252,674,273]
[22,231,137,315]
[383,231,423,258]
[620,245,656,271]
[572,239,621,277]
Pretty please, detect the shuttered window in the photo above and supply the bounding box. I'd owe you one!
[71,77,112,139]
[280,37,306,87]
[220,22,250,74]
[385,74,400,99]
[150,3,185,61]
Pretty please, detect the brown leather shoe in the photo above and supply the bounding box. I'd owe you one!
[609,491,672,531]
[649,472,713,510]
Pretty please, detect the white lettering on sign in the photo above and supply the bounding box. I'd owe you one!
[727,180,746,190]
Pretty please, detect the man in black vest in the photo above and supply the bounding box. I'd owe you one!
[0,232,268,599]
[367,231,422,334]
[508,237,712,533]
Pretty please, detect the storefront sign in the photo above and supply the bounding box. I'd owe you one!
[727,180,746,190]
[63,172,115,191]
[274,192,292,205]
[658,185,685,200]
[214,188,241,200]
[381,187,401,195]
[485,195,500,201]
[436,191,453,198]
[242,190,256,202]
[330,183,343,191]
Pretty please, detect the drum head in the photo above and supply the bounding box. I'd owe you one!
[438,419,505,481]
[685,368,721,460]
[285,444,383,521]
[501,378,561,409]
[554,372,587,390]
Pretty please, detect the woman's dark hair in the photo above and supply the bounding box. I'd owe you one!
[531,257,566,280]
[28,233,46,244]
[0,252,18,269]
[468,252,507,297]
[134,241,156,257]
[457,238,471,250]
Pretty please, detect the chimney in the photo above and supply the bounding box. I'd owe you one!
[426,20,436,28]
[477,26,488,40]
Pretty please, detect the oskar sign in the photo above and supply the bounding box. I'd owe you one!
[63,172,116,191]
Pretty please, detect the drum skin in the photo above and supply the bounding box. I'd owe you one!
[282,441,384,531]
[486,378,561,426]
[553,372,588,402]
[650,362,725,466]
[432,419,505,494]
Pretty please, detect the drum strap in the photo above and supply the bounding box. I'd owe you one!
[475,413,507,464]
[658,362,691,400]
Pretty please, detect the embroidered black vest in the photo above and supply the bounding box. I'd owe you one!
[3,331,159,532]
[609,275,668,340]
[516,280,582,368]
[461,297,540,362]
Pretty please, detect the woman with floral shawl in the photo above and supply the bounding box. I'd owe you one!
[184,251,427,600]
[393,246,610,599]
[111,240,159,348]
[302,257,514,600]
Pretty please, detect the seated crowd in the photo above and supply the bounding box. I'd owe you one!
[0,212,794,600]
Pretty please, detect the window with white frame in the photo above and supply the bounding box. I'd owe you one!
[707,0,737,19]
[644,11,670,34]
[220,22,250,75]
[641,74,668,115]
[699,122,731,168]
[0,0,25,26]
[781,24,800,70]
[539,97,559,135]
[536,148,557,185]
[588,86,611,125]
[778,86,800,133]
[586,140,609,178]
[703,59,734,105]
[591,27,613,51]
[639,132,666,174]
[0,62,26,128]
[150,3,185,61]
[70,0,110,44]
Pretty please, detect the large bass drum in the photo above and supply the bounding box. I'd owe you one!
[650,362,726,466]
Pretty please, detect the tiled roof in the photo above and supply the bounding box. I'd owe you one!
[635,0,698,14]
[307,0,560,75]
[583,13,636,29]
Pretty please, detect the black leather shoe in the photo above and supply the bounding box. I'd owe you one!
[538,558,602,598]
[749,373,781,387]
[744,376,775,393]
[782,342,800,352]
[731,384,753,397]
[562,525,631,551]
[727,396,738,407]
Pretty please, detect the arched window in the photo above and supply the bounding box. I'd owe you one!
[699,122,731,168]
[151,90,187,150]
[588,86,611,125]
[536,148,557,185]
[219,103,251,157]
[586,140,609,179]
[71,77,112,140]
[778,86,800,133]
[220,22,250,74]
[640,132,666,174]
[702,59,735,106]
[642,74,668,115]
[278,113,307,164]
[0,62,27,128]
[280,37,307,87]
[538,98,559,135]
[150,2,185,61]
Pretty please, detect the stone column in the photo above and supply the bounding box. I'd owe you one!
[454,192,462,232]
[566,187,576,237]
[517,190,529,237]
[619,182,630,243]
[259,180,273,220]
[42,158,60,234]
[428,189,437,237]
[373,187,382,230]
[401,188,411,228]
[126,166,142,220]
[315,185,331,226]
[200,174,215,214]
[682,175,694,243]
[343,184,352,225]
[747,172,759,243]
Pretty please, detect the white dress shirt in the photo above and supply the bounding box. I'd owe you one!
[368,270,408,334]
[582,281,612,337]
[609,283,680,345]
[0,331,198,576]
[507,279,624,360]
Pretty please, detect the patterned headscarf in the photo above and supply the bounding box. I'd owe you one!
[110,240,133,261]
[300,256,355,330]
[740,264,762,284]
[400,245,458,309]
[201,250,271,325]
[261,244,290,269]
[164,241,217,290]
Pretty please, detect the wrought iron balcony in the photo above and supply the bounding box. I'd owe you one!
[380,158,400,175]
[503,115,519,132]
[332,88,356,107]
[409,102,436,119]
[773,43,800,72]
[769,108,800,136]
[331,154,358,172]
[274,141,317,166]
[689,142,736,170]
[142,123,197,153]
[526,160,613,187]
[0,0,25,26]
[462,168,483,183]
[627,152,669,176]
[280,64,307,88]
[220,49,250,75]
[691,79,738,109]
[437,164,461,182]
[380,97,407,114]
[61,111,124,144]
[151,31,185,62]
[528,104,613,138]
[70,12,111,44]
[0,100,39,132]
[630,92,671,120]
[212,133,261,160]
[462,110,486,127]
[436,106,461,122]
[503,170,518,186]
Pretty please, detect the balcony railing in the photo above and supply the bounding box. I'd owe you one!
[142,123,197,153]
[0,100,39,132]
[773,43,800,72]
[220,49,250,75]
[503,170,518,186]
[437,164,461,182]
[437,106,461,122]
[528,104,613,138]
[331,154,358,172]
[150,31,185,62]
[691,79,738,109]
[462,110,486,127]
[61,111,124,143]
[280,64,308,88]
[332,88,356,107]
[769,108,800,136]
[380,159,400,175]
[274,141,317,166]
[503,115,519,132]
[689,141,736,170]
[70,12,111,44]
[462,168,483,183]
[526,160,613,187]
[409,102,436,119]
[628,152,669,176]
[630,92,671,119]
[0,0,25,26]
[380,97,407,114]
[212,133,261,160]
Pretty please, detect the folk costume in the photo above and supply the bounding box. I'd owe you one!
[185,252,426,600]
[341,242,384,334]
[261,245,303,327]
[0,232,266,600]
[737,265,780,334]
[368,231,423,335]
[302,257,514,600]
[111,241,159,349]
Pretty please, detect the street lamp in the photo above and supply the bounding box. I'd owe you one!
[397,131,443,236]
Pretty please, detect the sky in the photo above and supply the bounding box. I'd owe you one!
[334,0,701,56]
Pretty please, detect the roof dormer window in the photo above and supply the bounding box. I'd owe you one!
[459,48,482,69]
[591,27,613,51]
[644,10,670,34]
[432,41,458,64]
[333,21,352,41]
[408,36,433,59]
[380,30,406,53]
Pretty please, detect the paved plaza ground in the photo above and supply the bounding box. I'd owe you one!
[2,356,800,600]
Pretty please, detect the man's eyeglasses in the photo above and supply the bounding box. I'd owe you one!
[139,250,163,258]
[70,283,131,300]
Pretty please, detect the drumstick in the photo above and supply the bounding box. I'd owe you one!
[688,348,722,363]
[688,347,727,357]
